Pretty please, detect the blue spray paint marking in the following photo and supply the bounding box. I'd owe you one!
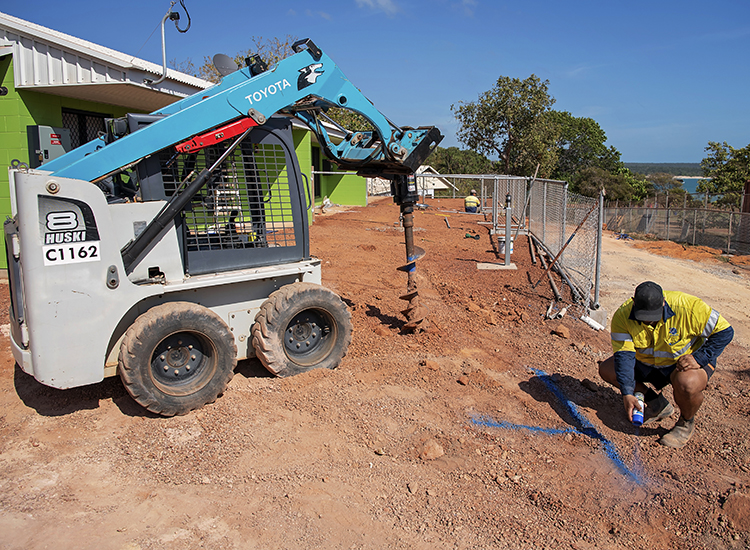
[471,368,643,484]
[471,416,576,436]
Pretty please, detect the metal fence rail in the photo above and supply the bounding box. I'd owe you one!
[415,173,603,311]
[604,206,750,255]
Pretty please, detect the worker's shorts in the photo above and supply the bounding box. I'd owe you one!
[634,356,716,390]
[465,206,477,213]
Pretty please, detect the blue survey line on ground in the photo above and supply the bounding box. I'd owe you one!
[472,417,577,437]
[471,368,642,484]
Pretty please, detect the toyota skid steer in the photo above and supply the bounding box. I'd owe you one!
[5,39,442,416]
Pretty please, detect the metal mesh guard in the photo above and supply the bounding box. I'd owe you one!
[159,139,297,252]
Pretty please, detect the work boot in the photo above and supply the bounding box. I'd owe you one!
[642,393,675,425]
[659,416,695,448]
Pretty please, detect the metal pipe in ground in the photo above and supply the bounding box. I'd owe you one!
[533,237,561,301]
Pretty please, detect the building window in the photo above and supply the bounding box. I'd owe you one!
[61,109,110,149]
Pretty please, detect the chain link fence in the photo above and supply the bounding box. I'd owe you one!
[528,179,602,310]
[604,205,750,255]
[414,174,603,312]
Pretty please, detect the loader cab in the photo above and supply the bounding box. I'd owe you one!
[101,115,311,276]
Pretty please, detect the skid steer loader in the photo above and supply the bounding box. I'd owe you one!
[4,39,441,416]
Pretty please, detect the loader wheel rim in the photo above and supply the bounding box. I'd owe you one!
[150,332,216,396]
[283,308,336,366]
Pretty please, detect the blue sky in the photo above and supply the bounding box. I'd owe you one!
[4,0,749,163]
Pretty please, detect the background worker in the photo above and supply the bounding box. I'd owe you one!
[598,281,734,449]
[464,189,480,213]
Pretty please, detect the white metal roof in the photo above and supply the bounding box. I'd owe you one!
[0,11,212,111]
[416,165,451,190]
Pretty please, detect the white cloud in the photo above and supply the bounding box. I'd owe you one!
[305,9,332,20]
[355,0,399,16]
[457,0,477,17]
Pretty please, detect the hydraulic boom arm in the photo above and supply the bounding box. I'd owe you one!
[43,39,442,182]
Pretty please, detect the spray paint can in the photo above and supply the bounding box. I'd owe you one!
[632,392,645,426]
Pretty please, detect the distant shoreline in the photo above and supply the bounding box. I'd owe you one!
[624,162,701,177]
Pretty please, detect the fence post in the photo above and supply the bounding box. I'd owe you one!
[594,190,604,309]
[561,182,569,262]
[728,211,733,252]
[693,209,697,245]
[629,201,632,229]
[542,180,548,245]
[666,199,671,242]
[682,194,687,233]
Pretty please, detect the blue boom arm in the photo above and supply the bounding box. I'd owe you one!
[45,39,442,182]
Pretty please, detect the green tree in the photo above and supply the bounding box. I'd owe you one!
[426,146,495,175]
[571,167,626,201]
[644,172,686,206]
[571,166,652,202]
[700,141,750,208]
[548,111,622,180]
[451,74,556,176]
[624,169,653,203]
[196,35,298,83]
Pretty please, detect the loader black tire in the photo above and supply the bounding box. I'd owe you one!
[251,282,352,377]
[118,302,237,416]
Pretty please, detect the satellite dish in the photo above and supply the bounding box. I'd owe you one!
[213,53,238,77]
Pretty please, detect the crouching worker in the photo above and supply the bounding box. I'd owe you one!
[598,281,733,449]
[464,189,480,213]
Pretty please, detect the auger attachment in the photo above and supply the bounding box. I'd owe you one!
[392,174,429,332]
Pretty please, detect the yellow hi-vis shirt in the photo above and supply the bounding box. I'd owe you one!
[610,290,731,368]
[464,195,480,209]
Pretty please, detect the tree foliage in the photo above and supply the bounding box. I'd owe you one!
[624,163,701,176]
[426,146,495,175]
[548,111,622,180]
[451,74,556,176]
[449,74,666,202]
[570,167,628,201]
[196,35,298,83]
[700,141,750,208]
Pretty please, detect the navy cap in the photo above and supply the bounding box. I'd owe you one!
[632,281,664,322]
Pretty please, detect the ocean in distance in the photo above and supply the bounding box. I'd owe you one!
[677,177,709,194]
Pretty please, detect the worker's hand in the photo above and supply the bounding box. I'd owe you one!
[622,394,642,423]
[676,354,701,372]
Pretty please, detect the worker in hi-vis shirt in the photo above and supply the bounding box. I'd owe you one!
[598,281,733,449]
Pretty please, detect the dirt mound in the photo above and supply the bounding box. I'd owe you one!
[630,239,723,262]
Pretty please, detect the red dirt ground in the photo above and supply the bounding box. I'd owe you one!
[0,197,748,550]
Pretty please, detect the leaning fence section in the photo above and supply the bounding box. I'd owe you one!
[528,180,601,310]
[604,206,750,256]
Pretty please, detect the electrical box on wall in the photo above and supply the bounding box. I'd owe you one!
[27,126,72,168]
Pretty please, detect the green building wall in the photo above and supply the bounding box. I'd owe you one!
[291,126,368,212]
[0,56,136,269]
[292,128,313,215]
[321,171,366,207]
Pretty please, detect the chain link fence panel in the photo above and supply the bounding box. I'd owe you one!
[415,174,603,311]
[528,179,601,309]
[604,206,750,255]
